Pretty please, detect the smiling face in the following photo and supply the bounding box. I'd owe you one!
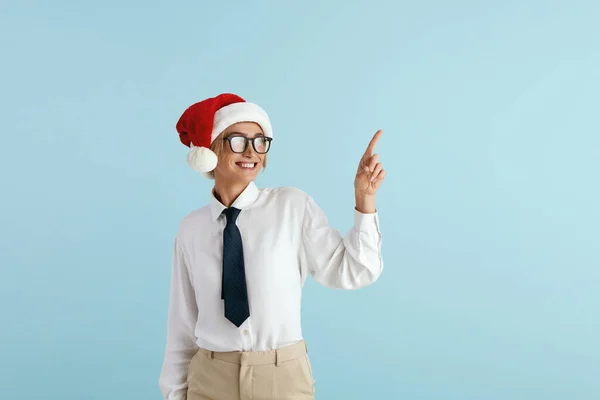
[210,121,269,184]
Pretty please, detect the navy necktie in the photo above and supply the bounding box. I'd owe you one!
[221,207,250,327]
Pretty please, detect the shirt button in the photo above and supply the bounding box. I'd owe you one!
[243,329,249,336]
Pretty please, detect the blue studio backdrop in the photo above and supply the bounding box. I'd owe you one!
[1,1,599,399]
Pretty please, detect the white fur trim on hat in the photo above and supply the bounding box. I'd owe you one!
[187,143,218,173]
[211,102,273,142]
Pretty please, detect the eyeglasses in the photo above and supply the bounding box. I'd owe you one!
[223,135,272,154]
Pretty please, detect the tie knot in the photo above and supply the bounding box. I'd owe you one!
[223,207,241,224]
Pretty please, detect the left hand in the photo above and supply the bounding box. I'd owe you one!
[354,129,386,197]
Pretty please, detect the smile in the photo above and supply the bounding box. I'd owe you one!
[236,162,257,170]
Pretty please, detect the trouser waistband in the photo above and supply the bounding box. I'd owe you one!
[197,340,307,367]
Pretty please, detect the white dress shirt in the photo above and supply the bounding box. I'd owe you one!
[158,182,383,400]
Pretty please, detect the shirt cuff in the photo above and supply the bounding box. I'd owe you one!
[353,208,380,234]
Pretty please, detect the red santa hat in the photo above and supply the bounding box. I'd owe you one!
[176,93,273,175]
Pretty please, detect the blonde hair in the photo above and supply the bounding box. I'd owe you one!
[206,131,268,179]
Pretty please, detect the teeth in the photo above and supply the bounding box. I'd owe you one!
[239,163,255,169]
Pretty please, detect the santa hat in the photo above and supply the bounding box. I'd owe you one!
[176,93,273,176]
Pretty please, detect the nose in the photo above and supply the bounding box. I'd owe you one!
[243,142,256,157]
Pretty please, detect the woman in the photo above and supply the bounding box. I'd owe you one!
[159,93,385,400]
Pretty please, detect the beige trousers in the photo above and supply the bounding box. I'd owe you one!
[187,340,315,400]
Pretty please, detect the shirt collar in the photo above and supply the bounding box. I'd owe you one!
[209,181,260,221]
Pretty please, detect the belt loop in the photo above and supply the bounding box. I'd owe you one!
[305,341,308,354]
[275,349,281,367]
[209,350,214,360]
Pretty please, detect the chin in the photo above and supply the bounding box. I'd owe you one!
[222,167,261,183]
[234,173,256,181]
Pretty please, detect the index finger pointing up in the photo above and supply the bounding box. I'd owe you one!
[365,130,383,157]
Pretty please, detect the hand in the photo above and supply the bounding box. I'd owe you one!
[355,130,386,197]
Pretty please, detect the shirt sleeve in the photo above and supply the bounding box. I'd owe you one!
[159,236,199,400]
[300,194,383,289]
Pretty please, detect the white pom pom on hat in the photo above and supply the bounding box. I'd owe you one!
[175,93,273,177]
[186,143,218,172]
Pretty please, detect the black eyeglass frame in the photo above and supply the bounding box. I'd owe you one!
[223,135,273,154]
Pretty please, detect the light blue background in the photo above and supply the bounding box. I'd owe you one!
[1,1,599,399]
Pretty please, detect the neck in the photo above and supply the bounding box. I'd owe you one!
[213,179,251,208]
